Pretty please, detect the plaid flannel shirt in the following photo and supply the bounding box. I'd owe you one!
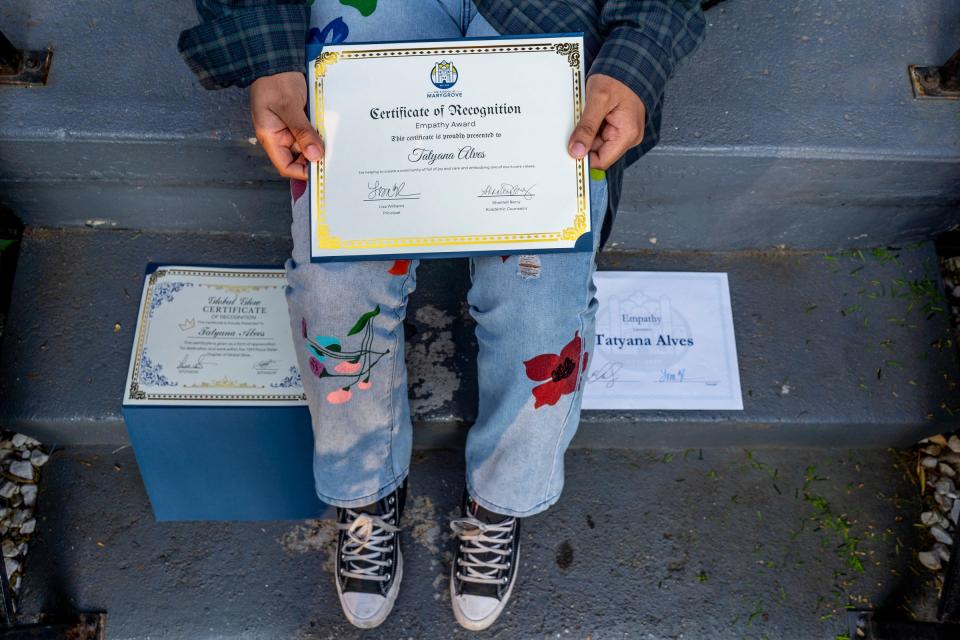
[177,0,705,243]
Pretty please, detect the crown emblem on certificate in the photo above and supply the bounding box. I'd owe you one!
[430,60,459,89]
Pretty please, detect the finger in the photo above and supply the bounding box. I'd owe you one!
[273,101,325,162]
[261,134,309,180]
[282,153,309,180]
[282,159,309,180]
[605,120,643,148]
[588,136,632,170]
[568,90,611,159]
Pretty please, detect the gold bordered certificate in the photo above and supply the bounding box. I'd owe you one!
[308,35,590,261]
[123,266,306,406]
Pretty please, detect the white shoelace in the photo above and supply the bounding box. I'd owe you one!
[450,515,515,585]
[338,509,399,583]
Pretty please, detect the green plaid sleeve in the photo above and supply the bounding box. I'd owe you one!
[177,1,310,90]
[474,0,705,157]
[589,1,705,154]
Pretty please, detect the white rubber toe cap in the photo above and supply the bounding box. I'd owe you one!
[452,593,503,630]
[340,592,388,628]
[336,548,402,629]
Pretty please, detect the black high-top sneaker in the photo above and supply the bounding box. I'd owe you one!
[449,493,521,631]
[334,480,406,629]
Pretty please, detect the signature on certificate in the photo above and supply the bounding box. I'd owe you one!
[253,359,278,371]
[365,180,420,201]
[655,368,718,385]
[177,354,210,370]
[658,368,686,383]
[587,361,623,388]
[478,183,536,200]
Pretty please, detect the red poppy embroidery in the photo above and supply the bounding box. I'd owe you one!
[500,256,509,263]
[388,259,411,276]
[523,331,588,409]
[290,179,307,202]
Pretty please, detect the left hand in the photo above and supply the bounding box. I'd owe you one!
[567,73,646,170]
[249,71,325,180]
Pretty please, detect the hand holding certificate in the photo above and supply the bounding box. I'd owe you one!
[307,36,591,261]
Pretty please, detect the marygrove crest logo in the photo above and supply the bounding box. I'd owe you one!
[430,60,458,89]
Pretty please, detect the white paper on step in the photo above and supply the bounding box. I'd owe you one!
[582,272,743,411]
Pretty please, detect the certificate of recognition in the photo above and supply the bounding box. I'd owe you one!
[123,266,306,406]
[582,272,744,411]
[307,35,591,261]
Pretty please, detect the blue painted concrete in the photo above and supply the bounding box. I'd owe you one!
[1,228,956,447]
[0,1,958,249]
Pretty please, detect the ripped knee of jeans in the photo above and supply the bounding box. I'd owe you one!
[517,255,541,279]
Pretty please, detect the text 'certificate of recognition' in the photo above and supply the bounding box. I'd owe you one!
[308,36,590,261]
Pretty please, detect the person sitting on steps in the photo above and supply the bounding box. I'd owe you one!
[178,0,705,630]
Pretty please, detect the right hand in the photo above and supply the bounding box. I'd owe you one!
[250,71,325,180]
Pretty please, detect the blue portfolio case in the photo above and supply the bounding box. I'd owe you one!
[121,265,327,521]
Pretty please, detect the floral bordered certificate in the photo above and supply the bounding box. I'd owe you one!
[307,35,590,261]
[122,266,307,406]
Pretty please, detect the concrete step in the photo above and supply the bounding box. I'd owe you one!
[0,1,958,250]
[1,227,956,447]
[20,445,924,639]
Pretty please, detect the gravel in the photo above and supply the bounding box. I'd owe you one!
[0,432,48,603]
[914,432,960,587]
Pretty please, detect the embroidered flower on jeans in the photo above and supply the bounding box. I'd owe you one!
[307,16,350,45]
[327,388,353,404]
[290,179,307,203]
[388,259,410,276]
[339,0,378,17]
[301,307,390,405]
[308,357,325,378]
[307,334,340,361]
[334,361,362,374]
[523,331,588,409]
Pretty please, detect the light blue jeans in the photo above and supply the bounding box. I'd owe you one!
[285,0,607,517]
